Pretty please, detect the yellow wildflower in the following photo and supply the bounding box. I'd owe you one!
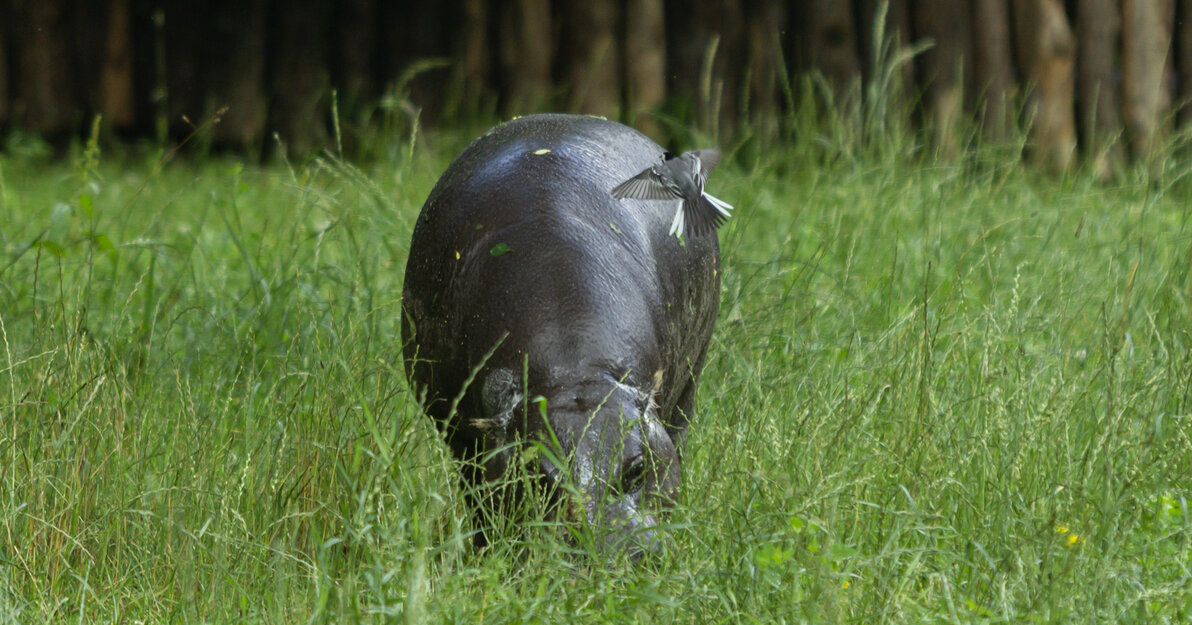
[1055,524,1069,534]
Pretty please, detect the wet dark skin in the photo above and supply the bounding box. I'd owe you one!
[401,114,721,556]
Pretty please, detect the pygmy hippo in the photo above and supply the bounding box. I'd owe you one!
[401,113,723,556]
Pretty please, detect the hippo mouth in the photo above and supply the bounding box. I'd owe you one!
[535,413,679,559]
[587,496,667,560]
[542,470,668,560]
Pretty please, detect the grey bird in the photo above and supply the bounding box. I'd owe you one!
[611,149,734,238]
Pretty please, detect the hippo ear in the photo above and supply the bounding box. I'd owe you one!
[474,370,520,433]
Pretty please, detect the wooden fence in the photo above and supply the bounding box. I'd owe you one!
[0,0,1187,169]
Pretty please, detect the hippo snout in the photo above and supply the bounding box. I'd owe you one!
[553,467,669,559]
[562,413,680,559]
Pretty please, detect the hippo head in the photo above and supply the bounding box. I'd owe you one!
[472,370,680,557]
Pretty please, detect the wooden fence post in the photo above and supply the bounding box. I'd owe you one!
[1122,0,1175,161]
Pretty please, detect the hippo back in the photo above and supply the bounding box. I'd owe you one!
[402,113,720,454]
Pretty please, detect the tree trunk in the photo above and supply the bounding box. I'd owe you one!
[745,0,785,141]
[14,0,77,135]
[625,0,666,137]
[802,0,861,97]
[914,0,974,157]
[668,0,742,141]
[1077,0,1125,177]
[163,1,208,136]
[664,0,745,140]
[1122,0,1174,160]
[0,8,8,128]
[717,0,745,141]
[972,0,1017,140]
[209,0,267,150]
[270,0,330,156]
[498,0,553,115]
[402,4,451,120]
[336,0,376,111]
[1014,0,1077,173]
[1177,0,1192,126]
[857,0,914,96]
[455,0,492,115]
[566,0,621,117]
[666,0,710,110]
[100,0,136,130]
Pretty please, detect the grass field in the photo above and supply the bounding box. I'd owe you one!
[2,122,1191,623]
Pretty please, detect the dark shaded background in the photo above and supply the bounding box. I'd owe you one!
[0,0,1187,171]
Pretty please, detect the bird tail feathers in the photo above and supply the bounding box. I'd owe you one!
[668,203,686,237]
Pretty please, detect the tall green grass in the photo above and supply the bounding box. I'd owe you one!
[2,109,1191,623]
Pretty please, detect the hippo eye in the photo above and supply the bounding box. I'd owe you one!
[619,456,647,494]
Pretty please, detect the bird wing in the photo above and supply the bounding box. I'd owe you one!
[691,149,722,185]
[611,166,683,200]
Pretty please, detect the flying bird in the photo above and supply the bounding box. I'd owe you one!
[611,149,733,238]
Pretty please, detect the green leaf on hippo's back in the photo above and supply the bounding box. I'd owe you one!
[490,242,511,257]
